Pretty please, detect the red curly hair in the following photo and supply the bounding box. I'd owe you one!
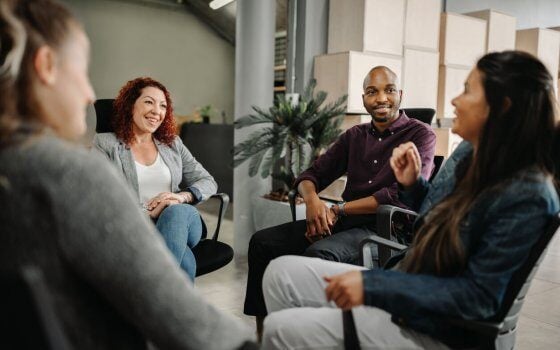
[112,77,176,146]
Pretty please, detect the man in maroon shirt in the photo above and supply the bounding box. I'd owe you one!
[244,66,436,334]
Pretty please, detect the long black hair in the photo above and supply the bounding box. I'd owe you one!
[403,51,557,276]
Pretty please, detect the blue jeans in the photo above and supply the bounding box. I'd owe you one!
[155,204,202,281]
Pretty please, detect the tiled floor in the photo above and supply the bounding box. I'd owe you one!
[195,201,560,348]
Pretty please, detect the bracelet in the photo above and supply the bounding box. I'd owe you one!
[181,193,190,203]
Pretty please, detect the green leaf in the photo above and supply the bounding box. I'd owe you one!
[233,79,347,181]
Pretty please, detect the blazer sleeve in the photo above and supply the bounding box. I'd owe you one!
[175,137,217,202]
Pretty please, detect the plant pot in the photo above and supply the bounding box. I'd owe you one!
[252,196,306,231]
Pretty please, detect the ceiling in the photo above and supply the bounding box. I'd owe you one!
[117,0,289,44]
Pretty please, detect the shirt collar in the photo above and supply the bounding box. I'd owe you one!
[369,109,409,135]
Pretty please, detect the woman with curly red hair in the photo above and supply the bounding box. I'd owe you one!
[94,77,216,281]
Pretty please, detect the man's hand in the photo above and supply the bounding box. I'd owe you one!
[324,271,364,310]
[305,195,334,240]
[390,142,422,188]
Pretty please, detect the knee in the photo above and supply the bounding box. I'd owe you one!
[303,243,339,261]
[248,229,271,258]
[262,256,291,295]
[263,310,304,349]
[160,204,200,222]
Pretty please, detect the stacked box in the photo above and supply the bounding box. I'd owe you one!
[403,0,441,51]
[400,0,441,110]
[439,13,487,68]
[433,127,463,158]
[401,48,440,110]
[516,28,560,94]
[437,13,486,122]
[328,0,405,56]
[340,115,370,132]
[466,10,516,52]
[437,65,470,119]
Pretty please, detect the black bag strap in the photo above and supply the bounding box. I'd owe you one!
[343,310,361,350]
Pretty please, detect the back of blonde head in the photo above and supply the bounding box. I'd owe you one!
[0,0,77,145]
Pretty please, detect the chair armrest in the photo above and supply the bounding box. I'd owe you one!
[373,205,417,267]
[359,234,407,268]
[208,193,229,241]
[360,235,408,252]
[376,205,418,240]
[446,318,503,338]
[288,189,298,222]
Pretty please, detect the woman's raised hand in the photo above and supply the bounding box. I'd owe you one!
[390,142,422,188]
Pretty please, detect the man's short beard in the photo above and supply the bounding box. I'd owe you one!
[371,109,399,123]
[372,115,389,123]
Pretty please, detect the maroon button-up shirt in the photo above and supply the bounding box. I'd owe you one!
[295,111,436,207]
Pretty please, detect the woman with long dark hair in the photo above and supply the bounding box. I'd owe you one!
[0,0,253,348]
[260,51,559,349]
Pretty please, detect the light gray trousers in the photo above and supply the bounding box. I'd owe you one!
[261,255,450,350]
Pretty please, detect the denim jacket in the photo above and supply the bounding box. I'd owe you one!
[362,141,560,347]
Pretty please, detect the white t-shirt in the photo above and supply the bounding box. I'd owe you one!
[135,153,172,204]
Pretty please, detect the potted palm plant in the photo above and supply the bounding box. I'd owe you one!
[233,80,347,228]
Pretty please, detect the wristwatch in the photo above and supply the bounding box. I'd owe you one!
[336,201,347,216]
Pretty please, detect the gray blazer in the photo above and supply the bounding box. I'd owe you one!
[93,132,217,203]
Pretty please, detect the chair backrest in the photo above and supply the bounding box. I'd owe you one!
[493,213,560,330]
[402,108,436,125]
[429,155,444,183]
[402,108,441,182]
[180,123,233,201]
[0,266,72,350]
[93,99,116,133]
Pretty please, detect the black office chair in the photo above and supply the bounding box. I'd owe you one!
[93,99,233,277]
[402,107,436,125]
[0,266,72,350]
[353,213,560,350]
[288,108,444,222]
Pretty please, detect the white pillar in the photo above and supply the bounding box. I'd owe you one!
[234,0,276,255]
[288,0,329,94]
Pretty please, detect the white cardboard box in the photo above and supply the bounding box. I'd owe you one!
[466,9,516,52]
[401,48,440,109]
[340,114,371,132]
[404,0,441,51]
[437,65,470,120]
[328,0,405,56]
[516,28,560,93]
[440,12,487,68]
[314,51,402,114]
[550,26,560,68]
[433,127,463,158]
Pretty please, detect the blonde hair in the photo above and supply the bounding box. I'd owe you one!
[0,0,79,145]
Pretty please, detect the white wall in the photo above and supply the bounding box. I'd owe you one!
[62,0,235,143]
[446,0,560,29]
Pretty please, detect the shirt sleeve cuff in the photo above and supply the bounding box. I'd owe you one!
[398,177,428,207]
[293,175,319,192]
[186,187,203,204]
